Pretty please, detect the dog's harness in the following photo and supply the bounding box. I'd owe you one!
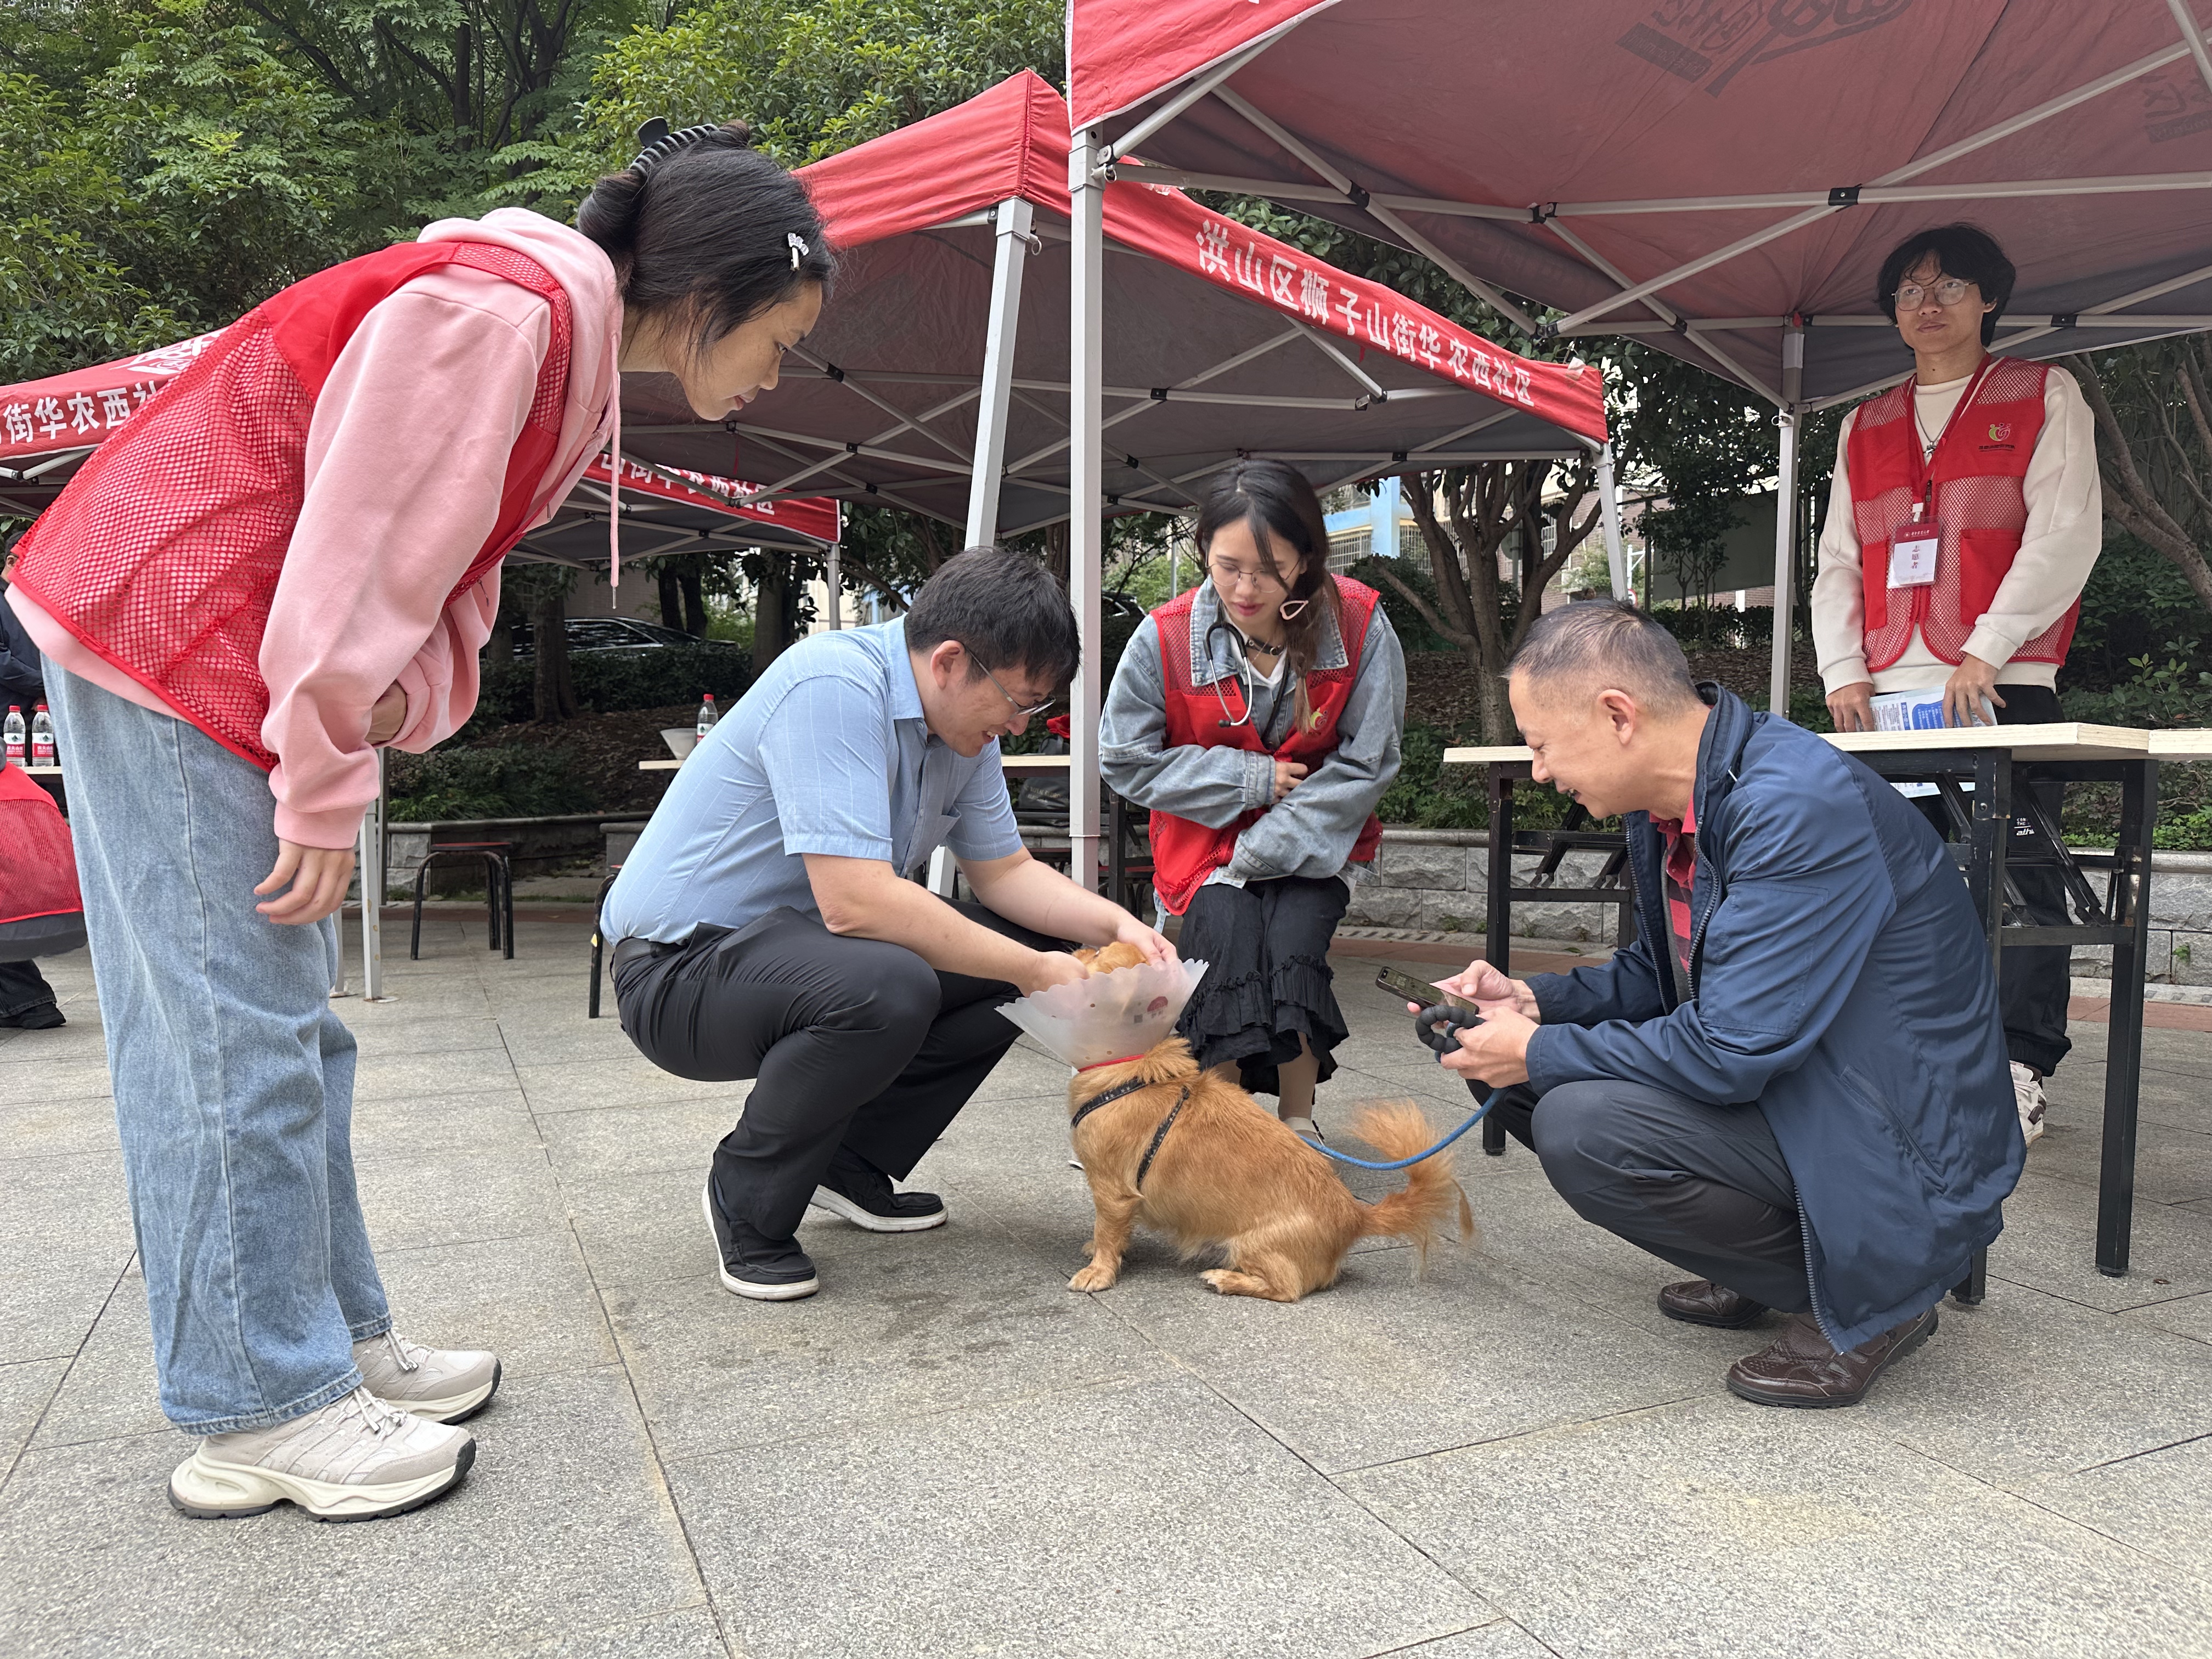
[1068,1079,1190,1191]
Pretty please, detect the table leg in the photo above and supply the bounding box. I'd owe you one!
[2096,760,2155,1277]
[1484,768,1513,1156]
[1965,754,2010,980]
[1952,1248,1987,1306]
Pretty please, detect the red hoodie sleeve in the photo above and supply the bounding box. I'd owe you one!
[259,271,550,848]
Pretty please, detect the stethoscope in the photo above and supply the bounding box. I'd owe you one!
[1201,584,1308,733]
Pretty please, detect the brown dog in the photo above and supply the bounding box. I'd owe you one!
[1062,1033,1474,1302]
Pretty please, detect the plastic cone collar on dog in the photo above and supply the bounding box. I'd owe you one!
[997,957,1208,1070]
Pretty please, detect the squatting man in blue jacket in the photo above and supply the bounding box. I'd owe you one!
[1432,601,2023,1408]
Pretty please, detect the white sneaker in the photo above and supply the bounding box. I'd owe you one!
[168,1387,473,1522]
[2010,1061,2048,1146]
[353,1330,501,1424]
[1282,1116,1324,1142]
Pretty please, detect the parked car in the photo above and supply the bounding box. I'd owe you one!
[506,617,745,658]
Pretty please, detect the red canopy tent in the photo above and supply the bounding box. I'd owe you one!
[1063,0,2212,702]
[619,70,1605,543]
[610,70,1607,884]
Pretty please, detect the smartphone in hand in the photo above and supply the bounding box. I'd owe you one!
[1373,964,1481,1017]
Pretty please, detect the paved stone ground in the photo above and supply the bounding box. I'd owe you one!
[6,911,2212,1658]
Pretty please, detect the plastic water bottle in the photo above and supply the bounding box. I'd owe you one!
[696,694,719,740]
[2,706,21,768]
[30,703,53,766]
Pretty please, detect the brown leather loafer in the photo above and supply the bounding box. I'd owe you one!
[1657,1278,1769,1329]
[1724,1306,1938,1408]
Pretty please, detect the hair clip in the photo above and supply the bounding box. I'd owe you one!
[787,231,810,269]
[628,119,720,177]
[1277,599,1310,622]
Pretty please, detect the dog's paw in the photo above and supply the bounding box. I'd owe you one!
[1067,1262,1120,1293]
[1199,1269,1236,1295]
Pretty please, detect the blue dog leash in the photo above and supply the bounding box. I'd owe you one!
[1294,1002,1504,1171]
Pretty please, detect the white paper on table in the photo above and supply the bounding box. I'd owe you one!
[997,958,1209,1070]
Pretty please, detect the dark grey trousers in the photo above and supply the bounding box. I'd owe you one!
[612,902,1062,1239]
[1487,1077,1812,1313]
[0,958,58,1019]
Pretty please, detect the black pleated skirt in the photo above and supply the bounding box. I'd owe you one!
[1172,874,1350,1098]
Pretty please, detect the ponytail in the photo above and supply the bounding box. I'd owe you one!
[577,119,837,365]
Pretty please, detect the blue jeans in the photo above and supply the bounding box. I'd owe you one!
[46,666,390,1434]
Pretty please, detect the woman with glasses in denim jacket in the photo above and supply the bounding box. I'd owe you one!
[1102,459,1406,1138]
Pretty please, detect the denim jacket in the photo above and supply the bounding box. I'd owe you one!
[1099,579,1405,885]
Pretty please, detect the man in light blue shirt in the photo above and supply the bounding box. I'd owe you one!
[603,548,1171,1301]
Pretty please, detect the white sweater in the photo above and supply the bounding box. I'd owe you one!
[1809,365,2102,695]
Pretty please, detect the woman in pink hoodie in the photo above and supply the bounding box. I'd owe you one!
[5,121,834,1521]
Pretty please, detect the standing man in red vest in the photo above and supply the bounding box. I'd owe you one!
[1812,225,2102,1148]
[1102,459,1406,1139]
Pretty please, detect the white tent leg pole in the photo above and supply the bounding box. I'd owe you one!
[362,749,385,1000]
[1767,323,1806,716]
[826,543,842,629]
[1596,444,1628,599]
[1070,131,1107,895]
[965,197,1034,550]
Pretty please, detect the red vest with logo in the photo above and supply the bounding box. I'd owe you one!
[1846,357,2070,672]
[10,240,574,771]
[1150,575,1385,916]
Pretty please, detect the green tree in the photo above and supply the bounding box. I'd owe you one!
[2070,339,2212,615]
[1383,455,1605,743]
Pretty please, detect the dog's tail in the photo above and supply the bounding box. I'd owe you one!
[1348,1099,1478,1274]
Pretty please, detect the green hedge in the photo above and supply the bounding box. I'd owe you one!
[386,746,597,822]
[472,642,753,729]
[1648,605,1779,652]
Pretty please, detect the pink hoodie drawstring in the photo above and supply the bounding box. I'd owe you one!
[606,315,624,591]
[606,397,623,592]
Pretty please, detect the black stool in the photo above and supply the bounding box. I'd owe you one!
[587,865,621,1018]
[410,841,515,960]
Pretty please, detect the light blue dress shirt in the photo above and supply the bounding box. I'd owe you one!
[600,618,1024,945]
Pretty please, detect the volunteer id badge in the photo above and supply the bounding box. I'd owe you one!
[1888,527,1939,588]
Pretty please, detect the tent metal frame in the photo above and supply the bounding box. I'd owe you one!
[1079,4,2212,713]
[709,179,1618,889]
[630,161,1622,891]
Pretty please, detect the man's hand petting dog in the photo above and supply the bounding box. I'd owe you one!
[1027,951,1093,994]
[1109,916,1178,969]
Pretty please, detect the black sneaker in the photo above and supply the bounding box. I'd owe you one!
[0,1003,64,1030]
[809,1148,948,1233]
[701,1183,819,1300]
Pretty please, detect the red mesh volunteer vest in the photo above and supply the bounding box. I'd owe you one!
[1150,575,1385,916]
[1846,357,2069,672]
[10,241,574,770]
[0,763,81,929]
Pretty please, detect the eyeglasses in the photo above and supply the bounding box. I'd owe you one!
[974,656,1056,720]
[1207,555,1288,594]
[1893,277,1976,311]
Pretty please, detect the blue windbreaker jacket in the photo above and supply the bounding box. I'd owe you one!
[1523,686,2023,1351]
